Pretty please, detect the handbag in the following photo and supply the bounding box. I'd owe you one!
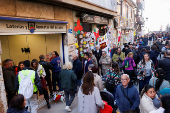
[121,86,139,113]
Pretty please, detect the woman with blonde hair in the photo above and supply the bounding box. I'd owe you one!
[58,62,77,112]
[123,52,136,81]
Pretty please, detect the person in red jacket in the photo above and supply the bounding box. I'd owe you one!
[15,61,24,76]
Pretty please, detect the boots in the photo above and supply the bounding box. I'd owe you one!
[46,100,51,109]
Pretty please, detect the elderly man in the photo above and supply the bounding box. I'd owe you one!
[93,45,102,74]
[115,74,140,113]
[99,51,111,75]
[72,54,83,91]
[89,50,98,67]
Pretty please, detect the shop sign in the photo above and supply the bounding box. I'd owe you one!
[83,14,108,25]
[0,20,67,34]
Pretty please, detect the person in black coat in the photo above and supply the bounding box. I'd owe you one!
[93,45,102,75]
[124,45,131,57]
[7,94,30,113]
[158,50,170,81]
[39,55,53,95]
[3,59,16,106]
[72,54,83,91]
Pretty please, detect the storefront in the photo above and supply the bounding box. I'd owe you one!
[73,13,117,58]
[0,16,67,66]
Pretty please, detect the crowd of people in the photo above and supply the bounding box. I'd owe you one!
[3,33,170,113]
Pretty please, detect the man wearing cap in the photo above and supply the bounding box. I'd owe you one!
[124,45,132,57]
[140,46,157,65]
[89,50,98,67]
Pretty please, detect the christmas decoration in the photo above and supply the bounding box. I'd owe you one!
[74,19,83,34]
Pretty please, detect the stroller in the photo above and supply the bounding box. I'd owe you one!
[100,91,117,113]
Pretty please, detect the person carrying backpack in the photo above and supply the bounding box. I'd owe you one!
[15,60,43,113]
[123,52,136,81]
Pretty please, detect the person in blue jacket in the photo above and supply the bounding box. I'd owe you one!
[50,51,62,91]
[83,52,92,74]
[116,74,140,112]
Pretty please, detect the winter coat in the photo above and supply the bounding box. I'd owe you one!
[140,93,158,113]
[158,57,170,80]
[99,55,111,69]
[39,60,53,78]
[90,55,98,67]
[156,41,162,52]
[152,50,160,58]
[7,108,30,113]
[112,52,125,63]
[115,82,140,112]
[140,51,157,65]
[58,69,77,90]
[138,45,144,53]
[78,86,104,113]
[83,58,92,74]
[15,67,43,95]
[73,58,83,79]
[93,73,104,91]
[149,77,170,97]
[122,57,136,70]
[131,49,137,60]
[3,67,16,93]
[137,60,155,80]
[50,56,61,73]
[149,107,165,113]
[93,50,102,62]
[124,48,132,57]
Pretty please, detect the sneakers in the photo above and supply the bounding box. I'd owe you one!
[65,106,71,112]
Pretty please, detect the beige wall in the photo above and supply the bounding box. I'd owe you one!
[0,34,62,65]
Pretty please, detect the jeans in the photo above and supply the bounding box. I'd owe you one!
[26,94,38,113]
[42,88,49,100]
[139,76,151,93]
[45,77,53,94]
[52,72,62,91]
[74,79,82,91]
[64,89,75,106]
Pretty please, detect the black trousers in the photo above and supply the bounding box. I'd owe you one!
[7,92,16,106]
[124,70,134,81]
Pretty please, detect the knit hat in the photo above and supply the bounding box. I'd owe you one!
[160,88,170,96]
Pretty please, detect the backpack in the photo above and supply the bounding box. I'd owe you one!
[18,70,34,99]
[105,73,116,92]
[125,60,130,68]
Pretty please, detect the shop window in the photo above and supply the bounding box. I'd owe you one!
[97,25,108,36]
[82,23,92,32]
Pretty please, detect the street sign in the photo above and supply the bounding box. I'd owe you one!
[68,29,72,33]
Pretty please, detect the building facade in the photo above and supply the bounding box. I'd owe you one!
[135,0,145,37]
[117,0,137,45]
[0,0,117,111]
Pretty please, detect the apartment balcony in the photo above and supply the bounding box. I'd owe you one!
[136,16,144,25]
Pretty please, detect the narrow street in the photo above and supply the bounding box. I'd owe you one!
[38,96,78,113]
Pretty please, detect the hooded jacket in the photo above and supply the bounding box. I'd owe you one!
[7,108,30,113]
[3,67,16,93]
[122,57,136,70]
[50,56,61,73]
[115,82,140,112]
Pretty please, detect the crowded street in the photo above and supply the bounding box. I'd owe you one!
[0,0,170,113]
